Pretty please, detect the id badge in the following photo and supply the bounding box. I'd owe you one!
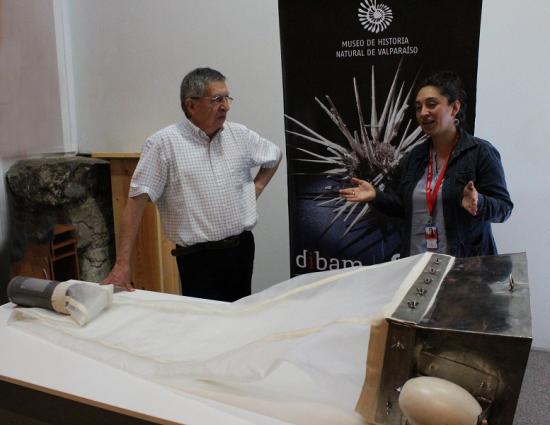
[425,224,438,249]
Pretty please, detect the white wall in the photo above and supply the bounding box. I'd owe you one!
[0,0,64,158]
[0,0,66,302]
[477,0,550,348]
[58,0,550,348]
[64,0,289,293]
[0,159,11,304]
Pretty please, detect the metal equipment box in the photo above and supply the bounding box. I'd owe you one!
[357,252,532,425]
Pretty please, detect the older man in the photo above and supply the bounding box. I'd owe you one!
[103,68,281,301]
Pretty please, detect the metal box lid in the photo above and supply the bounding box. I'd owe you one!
[390,252,531,338]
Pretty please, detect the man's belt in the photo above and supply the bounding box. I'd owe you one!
[171,233,245,257]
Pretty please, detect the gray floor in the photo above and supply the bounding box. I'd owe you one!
[513,349,550,424]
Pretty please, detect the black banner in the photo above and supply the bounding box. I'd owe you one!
[279,0,483,276]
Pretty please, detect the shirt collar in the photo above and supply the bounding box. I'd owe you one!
[180,116,225,142]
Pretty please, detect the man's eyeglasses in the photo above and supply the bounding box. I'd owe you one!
[190,95,234,105]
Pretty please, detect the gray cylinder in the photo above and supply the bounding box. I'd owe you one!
[7,276,60,311]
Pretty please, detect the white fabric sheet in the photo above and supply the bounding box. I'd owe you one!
[9,253,433,425]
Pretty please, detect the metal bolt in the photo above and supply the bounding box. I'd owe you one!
[407,300,419,309]
[391,339,405,351]
[416,287,427,296]
[424,277,433,284]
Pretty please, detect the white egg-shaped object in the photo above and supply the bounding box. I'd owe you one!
[398,376,482,425]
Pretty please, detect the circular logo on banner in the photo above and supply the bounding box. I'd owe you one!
[358,0,393,33]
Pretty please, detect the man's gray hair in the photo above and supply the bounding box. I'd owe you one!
[180,67,226,115]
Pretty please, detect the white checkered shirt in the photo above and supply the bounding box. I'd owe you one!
[129,118,281,246]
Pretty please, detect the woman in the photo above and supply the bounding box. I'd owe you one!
[340,71,513,258]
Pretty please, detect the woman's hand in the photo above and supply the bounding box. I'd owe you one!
[340,177,376,202]
[462,181,479,216]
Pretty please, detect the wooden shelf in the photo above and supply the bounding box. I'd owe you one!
[53,223,78,235]
[11,224,80,281]
[91,153,180,295]
[52,251,78,261]
[52,238,77,250]
[91,152,140,159]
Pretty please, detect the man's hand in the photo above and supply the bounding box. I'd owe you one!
[340,177,376,203]
[101,193,150,292]
[254,163,280,199]
[102,262,134,291]
[462,181,479,216]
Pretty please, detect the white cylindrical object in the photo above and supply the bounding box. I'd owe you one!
[398,376,482,425]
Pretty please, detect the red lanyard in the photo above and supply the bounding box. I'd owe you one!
[425,134,459,217]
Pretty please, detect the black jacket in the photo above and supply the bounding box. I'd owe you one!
[373,130,513,258]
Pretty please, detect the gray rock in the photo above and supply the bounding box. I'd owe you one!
[7,157,108,207]
[7,156,115,282]
[80,247,114,283]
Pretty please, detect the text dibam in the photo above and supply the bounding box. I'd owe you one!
[295,250,363,271]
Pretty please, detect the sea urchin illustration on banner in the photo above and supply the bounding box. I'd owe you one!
[285,61,427,240]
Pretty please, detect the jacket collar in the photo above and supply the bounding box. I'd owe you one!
[451,129,477,159]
